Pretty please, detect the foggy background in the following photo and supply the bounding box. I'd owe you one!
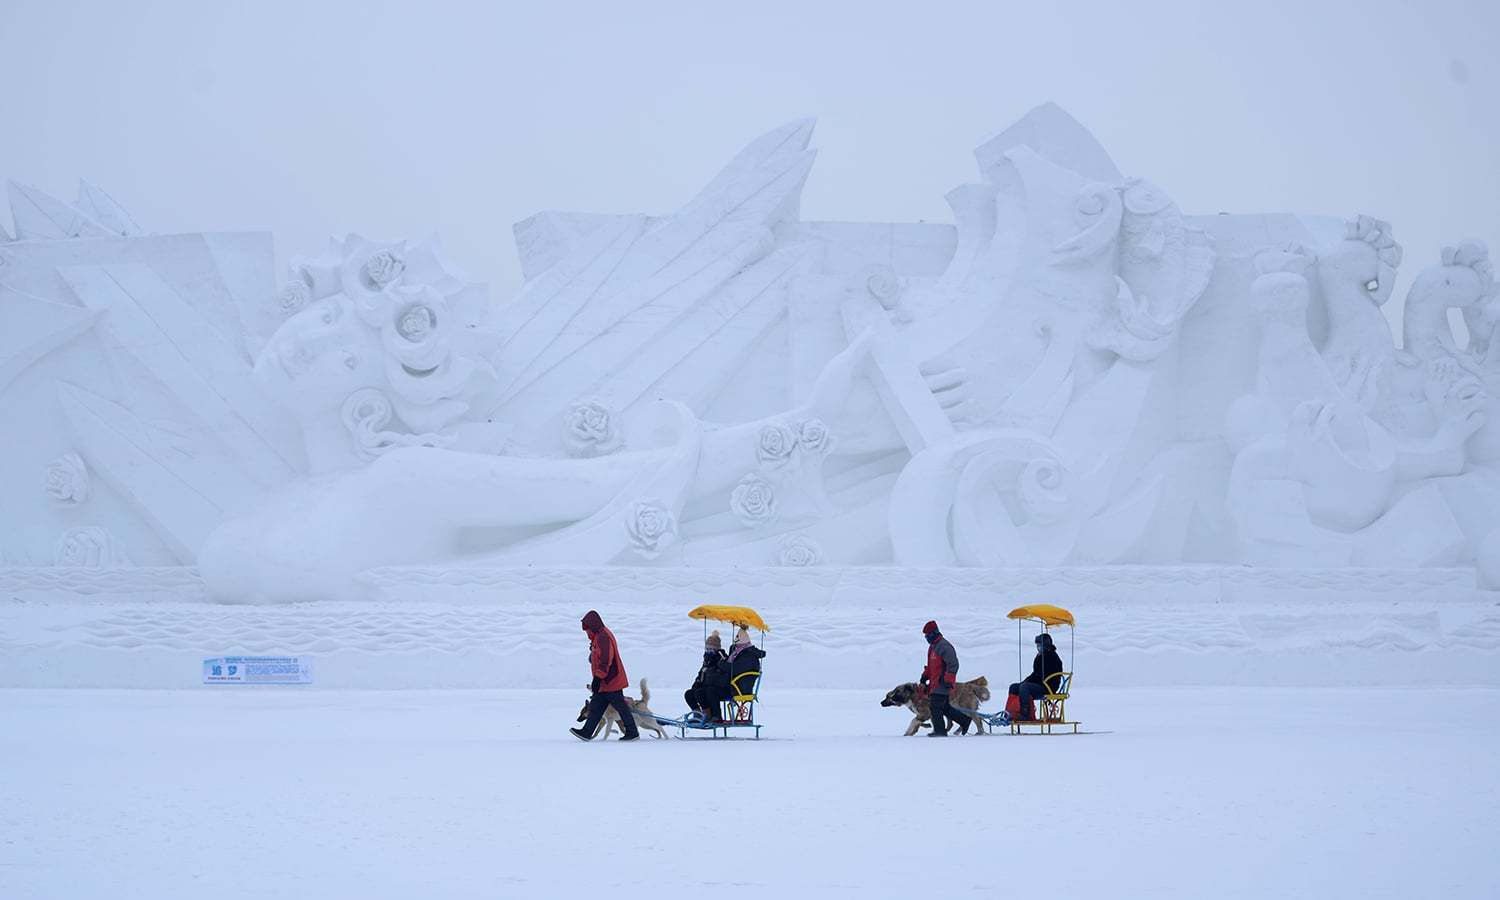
[2,0,1495,341]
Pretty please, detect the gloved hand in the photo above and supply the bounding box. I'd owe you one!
[589,677,600,694]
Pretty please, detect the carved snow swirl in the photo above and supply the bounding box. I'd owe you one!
[1018,458,1069,524]
[1049,183,1124,264]
[340,388,452,459]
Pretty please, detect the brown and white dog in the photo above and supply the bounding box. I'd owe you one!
[576,678,670,739]
[881,676,991,736]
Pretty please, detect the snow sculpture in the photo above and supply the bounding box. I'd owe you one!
[1227,223,1494,568]
[54,526,129,567]
[775,532,822,566]
[44,451,90,505]
[564,398,622,457]
[2,104,1498,600]
[258,235,501,471]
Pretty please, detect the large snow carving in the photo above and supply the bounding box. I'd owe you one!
[1227,223,1494,568]
[2,104,1497,599]
[259,235,501,470]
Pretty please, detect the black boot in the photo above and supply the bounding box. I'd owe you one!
[569,727,592,741]
[605,692,641,741]
[929,698,949,736]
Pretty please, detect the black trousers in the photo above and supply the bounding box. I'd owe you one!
[685,685,731,717]
[579,690,639,738]
[930,693,972,735]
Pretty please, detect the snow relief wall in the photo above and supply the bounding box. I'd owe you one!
[3,104,1498,622]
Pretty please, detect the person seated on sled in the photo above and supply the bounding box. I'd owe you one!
[726,624,765,702]
[685,629,731,721]
[1008,632,1064,721]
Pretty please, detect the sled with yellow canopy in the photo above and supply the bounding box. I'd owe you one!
[1005,603,1079,734]
[656,604,768,739]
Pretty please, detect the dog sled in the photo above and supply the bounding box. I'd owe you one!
[997,603,1079,734]
[942,605,1078,734]
[654,604,767,740]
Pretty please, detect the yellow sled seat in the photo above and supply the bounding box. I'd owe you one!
[722,671,760,725]
[1010,672,1080,735]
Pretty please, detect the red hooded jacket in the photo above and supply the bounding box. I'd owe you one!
[920,624,959,695]
[581,610,629,693]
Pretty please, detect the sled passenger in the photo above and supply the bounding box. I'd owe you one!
[1009,632,1064,721]
[726,624,765,701]
[920,620,971,737]
[571,610,641,741]
[685,630,731,720]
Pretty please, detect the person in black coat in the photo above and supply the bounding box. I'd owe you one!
[726,625,765,698]
[685,630,731,719]
[1008,632,1064,721]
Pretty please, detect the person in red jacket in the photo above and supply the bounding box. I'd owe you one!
[919,620,972,737]
[571,610,641,741]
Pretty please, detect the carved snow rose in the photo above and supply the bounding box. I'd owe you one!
[776,532,823,566]
[565,399,621,457]
[755,422,797,469]
[54,526,124,567]
[730,473,778,527]
[45,452,90,505]
[276,280,311,317]
[625,499,678,559]
[363,249,406,288]
[396,304,436,342]
[798,417,832,457]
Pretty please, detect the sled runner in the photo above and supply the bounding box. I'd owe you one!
[666,604,767,739]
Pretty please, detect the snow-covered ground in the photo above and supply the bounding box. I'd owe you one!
[3,686,1496,899]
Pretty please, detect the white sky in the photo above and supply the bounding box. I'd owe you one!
[2,0,1496,341]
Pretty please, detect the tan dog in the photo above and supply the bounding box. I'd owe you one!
[576,678,669,739]
[880,676,991,736]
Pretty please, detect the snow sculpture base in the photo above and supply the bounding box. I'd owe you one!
[2,565,1492,689]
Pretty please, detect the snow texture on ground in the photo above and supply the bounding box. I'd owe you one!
[2,687,1496,899]
[5,595,1499,688]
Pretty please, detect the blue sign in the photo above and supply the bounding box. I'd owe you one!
[202,656,313,685]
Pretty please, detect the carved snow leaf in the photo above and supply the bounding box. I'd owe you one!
[74,181,142,237]
[6,181,113,240]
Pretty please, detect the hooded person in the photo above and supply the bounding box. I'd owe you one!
[571,610,641,741]
[1008,631,1064,721]
[685,629,731,719]
[727,623,766,699]
[919,620,971,737]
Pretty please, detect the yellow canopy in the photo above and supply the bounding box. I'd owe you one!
[688,605,770,633]
[1007,604,1075,628]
